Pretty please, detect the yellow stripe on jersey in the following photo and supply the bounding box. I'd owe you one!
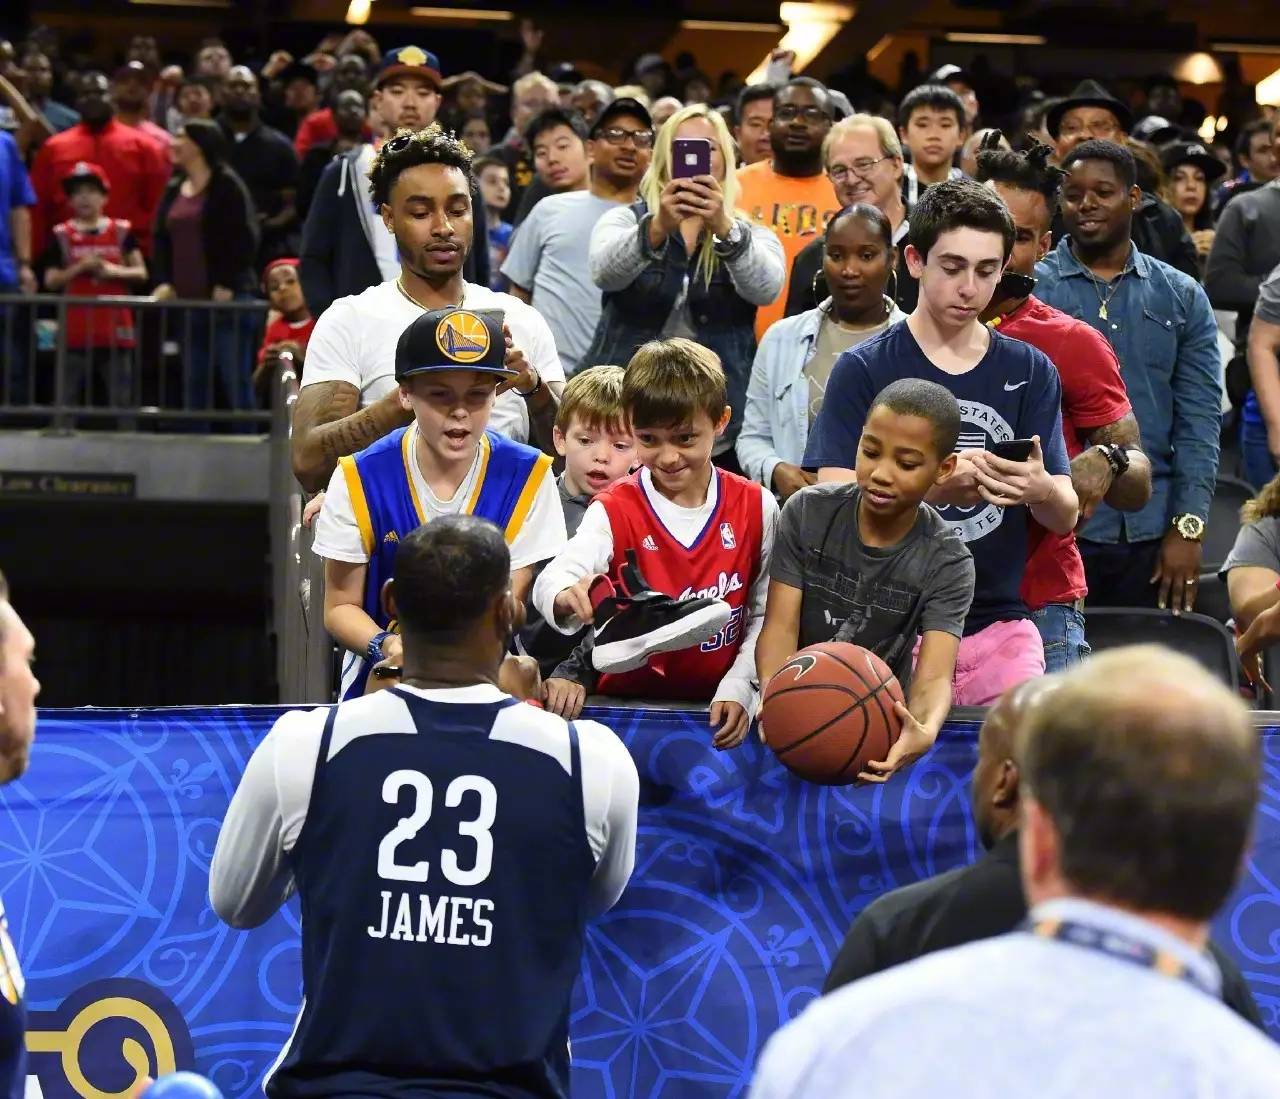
[465,434,493,514]
[340,456,375,557]
[505,452,554,543]
[401,427,426,526]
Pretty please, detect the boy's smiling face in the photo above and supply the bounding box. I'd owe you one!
[855,404,956,519]
[632,407,730,499]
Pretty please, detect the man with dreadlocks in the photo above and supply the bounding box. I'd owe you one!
[974,134,1152,668]
[292,119,566,495]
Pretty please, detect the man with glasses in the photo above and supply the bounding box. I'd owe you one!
[784,114,919,318]
[502,99,654,377]
[737,77,840,339]
[1047,79,1198,279]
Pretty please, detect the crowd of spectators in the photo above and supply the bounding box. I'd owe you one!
[0,21,1279,717]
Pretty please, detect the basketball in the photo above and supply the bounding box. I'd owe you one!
[762,643,905,785]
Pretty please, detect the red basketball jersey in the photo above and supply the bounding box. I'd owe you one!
[52,218,136,349]
[595,468,764,700]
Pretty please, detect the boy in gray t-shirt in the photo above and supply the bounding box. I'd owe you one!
[757,379,975,782]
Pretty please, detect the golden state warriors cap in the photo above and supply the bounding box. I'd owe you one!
[395,307,515,381]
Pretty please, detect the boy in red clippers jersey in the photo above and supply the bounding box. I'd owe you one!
[42,162,148,406]
[532,339,779,748]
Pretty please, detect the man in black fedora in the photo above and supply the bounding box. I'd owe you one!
[1047,79,1198,280]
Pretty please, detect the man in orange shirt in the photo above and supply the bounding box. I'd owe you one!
[736,78,840,340]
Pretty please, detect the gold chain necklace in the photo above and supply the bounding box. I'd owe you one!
[395,276,463,312]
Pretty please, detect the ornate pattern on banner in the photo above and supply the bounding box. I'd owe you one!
[0,706,1275,1097]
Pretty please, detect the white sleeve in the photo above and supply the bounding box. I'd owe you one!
[515,298,565,383]
[209,707,326,928]
[298,297,362,391]
[531,500,615,633]
[489,391,531,443]
[311,459,369,564]
[509,467,568,571]
[748,1018,820,1099]
[712,489,779,712]
[574,718,639,916]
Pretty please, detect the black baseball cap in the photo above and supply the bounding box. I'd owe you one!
[395,308,514,382]
[590,97,653,137]
[279,60,320,87]
[1161,140,1227,183]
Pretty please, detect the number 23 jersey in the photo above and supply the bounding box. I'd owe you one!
[209,685,639,1098]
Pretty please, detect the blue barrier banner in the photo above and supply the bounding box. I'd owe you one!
[7,705,1280,1097]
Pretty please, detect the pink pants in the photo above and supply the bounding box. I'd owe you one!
[914,618,1046,706]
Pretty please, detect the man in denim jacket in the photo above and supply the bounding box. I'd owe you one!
[1036,140,1220,614]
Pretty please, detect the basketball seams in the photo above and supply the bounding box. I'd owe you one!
[763,644,904,785]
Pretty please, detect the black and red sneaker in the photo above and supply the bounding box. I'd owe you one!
[590,550,731,674]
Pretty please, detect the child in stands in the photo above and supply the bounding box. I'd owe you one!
[313,306,566,699]
[757,378,975,780]
[252,258,316,399]
[517,366,636,716]
[533,339,779,748]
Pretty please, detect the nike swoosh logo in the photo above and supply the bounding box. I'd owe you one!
[1003,380,1030,391]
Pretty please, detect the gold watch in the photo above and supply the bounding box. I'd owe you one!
[1171,513,1205,542]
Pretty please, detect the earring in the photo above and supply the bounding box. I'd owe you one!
[811,267,823,303]
[887,267,900,306]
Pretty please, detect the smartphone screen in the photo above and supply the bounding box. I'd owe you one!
[990,439,1035,462]
[672,137,712,179]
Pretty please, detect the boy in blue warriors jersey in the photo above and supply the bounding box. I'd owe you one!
[314,306,567,698]
[211,516,639,1097]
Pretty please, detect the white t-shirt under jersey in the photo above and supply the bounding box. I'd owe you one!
[302,278,565,443]
[312,421,567,569]
[209,684,640,928]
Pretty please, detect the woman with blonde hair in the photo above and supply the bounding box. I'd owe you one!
[585,103,785,461]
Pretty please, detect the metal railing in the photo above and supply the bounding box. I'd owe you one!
[0,293,271,430]
[270,365,336,704]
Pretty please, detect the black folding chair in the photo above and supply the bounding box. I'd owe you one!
[1193,571,1232,626]
[1083,607,1239,690]
[1205,476,1255,574]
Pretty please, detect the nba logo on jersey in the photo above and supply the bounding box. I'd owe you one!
[720,522,736,550]
[642,535,658,551]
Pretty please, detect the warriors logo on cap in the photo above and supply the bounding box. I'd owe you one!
[436,310,492,364]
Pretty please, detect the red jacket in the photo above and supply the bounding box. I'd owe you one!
[293,108,373,158]
[30,119,171,257]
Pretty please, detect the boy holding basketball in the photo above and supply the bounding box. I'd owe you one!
[758,379,975,780]
[532,339,780,749]
[804,178,1078,707]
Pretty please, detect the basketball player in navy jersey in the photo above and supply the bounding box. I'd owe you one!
[210,517,639,1097]
[0,569,36,1097]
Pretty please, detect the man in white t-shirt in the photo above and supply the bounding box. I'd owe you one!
[292,121,563,492]
[502,98,653,376]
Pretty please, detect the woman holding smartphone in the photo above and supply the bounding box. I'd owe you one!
[585,103,785,465]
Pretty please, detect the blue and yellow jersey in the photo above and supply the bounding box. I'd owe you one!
[336,426,552,698]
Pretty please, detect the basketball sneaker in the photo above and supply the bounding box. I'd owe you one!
[590,550,732,674]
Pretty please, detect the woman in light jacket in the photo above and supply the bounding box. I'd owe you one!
[737,203,906,498]
[586,103,785,460]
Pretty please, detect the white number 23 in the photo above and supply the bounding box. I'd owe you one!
[376,771,497,887]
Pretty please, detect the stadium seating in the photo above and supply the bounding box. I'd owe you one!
[1193,571,1233,626]
[1205,475,1254,574]
[1083,607,1239,689]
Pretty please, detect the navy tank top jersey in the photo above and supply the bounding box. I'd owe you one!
[269,689,597,1098]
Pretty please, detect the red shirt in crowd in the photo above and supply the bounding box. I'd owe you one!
[49,217,138,349]
[996,294,1132,610]
[257,313,317,370]
[293,108,373,158]
[30,119,171,257]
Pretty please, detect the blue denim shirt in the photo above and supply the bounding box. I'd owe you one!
[1035,238,1220,544]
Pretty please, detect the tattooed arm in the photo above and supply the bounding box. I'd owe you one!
[1071,414,1152,521]
[290,381,413,493]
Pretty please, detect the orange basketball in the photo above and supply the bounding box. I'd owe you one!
[762,642,905,785]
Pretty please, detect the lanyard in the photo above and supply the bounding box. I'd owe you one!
[1026,918,1215,997]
